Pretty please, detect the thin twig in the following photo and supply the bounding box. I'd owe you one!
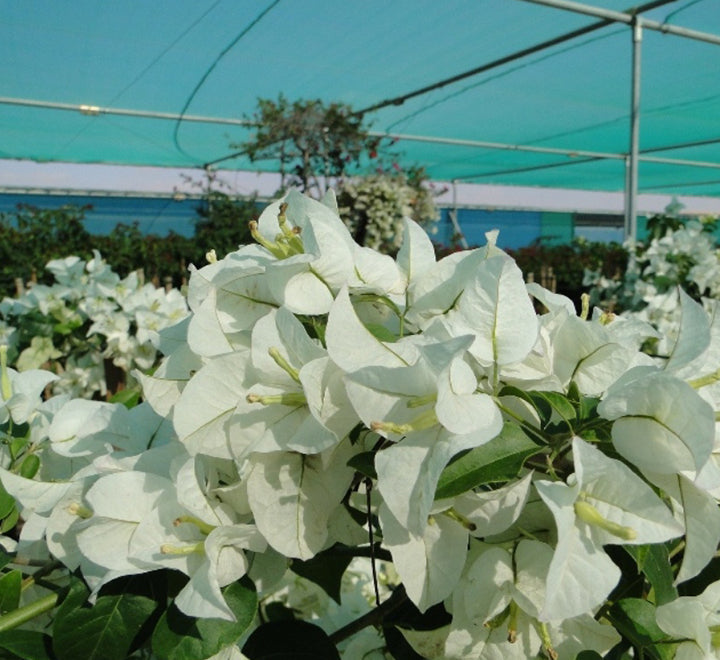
[365,478,381,606]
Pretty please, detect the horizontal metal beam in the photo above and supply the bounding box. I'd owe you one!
[3,95,719,173]
[0,96,255,127]
[372,130,720,170]
[368,130,626,160]
[519,0,720,47]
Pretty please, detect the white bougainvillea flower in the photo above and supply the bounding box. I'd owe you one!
[0,350,58,425]
[598,366,715,474]
[644,471,720,585]
[346,335,502,534]
[401,540,619,659]
[347,335,499,439]
[75,470,176,574]
[179,307,359,459]
[379,501,468,612]
[403,246,491,332]
[552,314,638,395]
[46,255,86,287]
[185,245,279,357]
[433,255,540,374]
[223,307,358,457]
[130,488,265,621]
[173,524,266,621]
[252,191,358,315]
[71,453,265,621]
[325,287,418,373]
[246,440,357,560]
[655,580,720,660]
[535,438,683,621]
[47,398,133,459]
[451,471,534,538]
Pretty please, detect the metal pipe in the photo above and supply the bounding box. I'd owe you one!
[354,0,677,116]
[448,179,469,248]
[519,0,720,47]
[368,130,626,160]
[626,19,642,242]
[0,96,254,127]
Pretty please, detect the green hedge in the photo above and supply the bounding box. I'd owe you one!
[1,200,628,306]
[0,194,257,297]
[435,238,628,308]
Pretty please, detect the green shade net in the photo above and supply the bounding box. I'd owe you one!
[2,0,719,195]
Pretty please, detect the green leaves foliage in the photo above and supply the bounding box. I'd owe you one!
[608,599,677,660]
[0,630,54,660]
[434,422,538,499]
[53,577,157,660]
[625,544,678,606]
[152,578,257,660]
[0,569,22,615]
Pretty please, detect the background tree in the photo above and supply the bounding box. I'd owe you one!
[240,95,379,198]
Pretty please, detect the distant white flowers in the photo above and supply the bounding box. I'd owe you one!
[0,251,188,397]
[336,172,439,252]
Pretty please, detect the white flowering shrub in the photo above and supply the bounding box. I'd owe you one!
[0,251,189,398]
[586,214,720,357]
[336,171,439,253]
[2,191,720,659]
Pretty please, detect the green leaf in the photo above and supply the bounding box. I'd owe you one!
[0,630,54,660]
[578,395,600,421]
[609,598,676,660]
[0,570,22,615]
[0,549,13,571]
[346,451,377,479]
[625,545,678,606]
[19,454,40,480]
[576,652,603,660]
[242,620,340,660]
[0,507,19,535]
[9,438,28,462]
[363,323,397,343]
[435,422,539,499]
[53,577,157,660]
[291,549,354,604]
[108,388,141,409]
[500,385,576,428]
[152,578,257,660]
[0,482,16,520]
[528,390,576,427]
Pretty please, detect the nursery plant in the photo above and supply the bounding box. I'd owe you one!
[0,252,188,399]
[1,190,720,659]
[335,167,440,253]
[239,95,379,198]
[586,208,720,359]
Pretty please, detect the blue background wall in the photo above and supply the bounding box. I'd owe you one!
[0,192,641,247]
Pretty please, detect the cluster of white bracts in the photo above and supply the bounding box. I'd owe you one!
[3,191,720,659]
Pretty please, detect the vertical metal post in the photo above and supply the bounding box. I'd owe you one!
[626,18,642,242]
[448,179,469,249]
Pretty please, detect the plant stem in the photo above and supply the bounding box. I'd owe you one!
[0,592,58,632]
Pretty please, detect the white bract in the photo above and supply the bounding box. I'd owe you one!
[2,191,720,658]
